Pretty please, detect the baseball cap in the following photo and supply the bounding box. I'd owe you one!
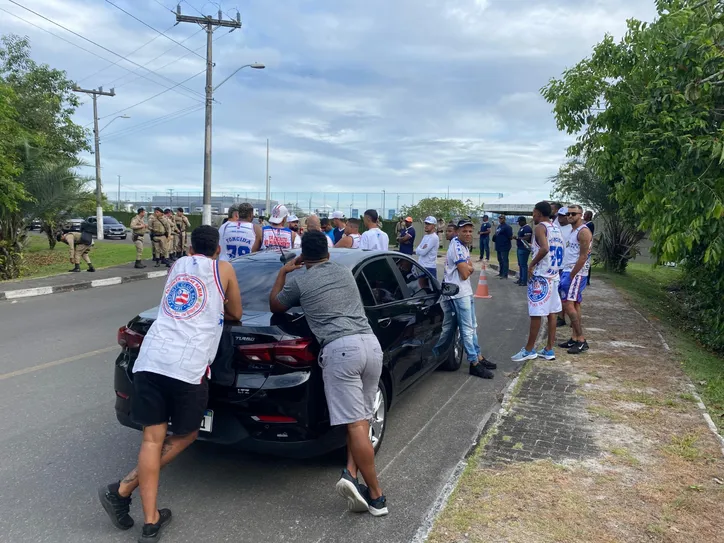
[558,206,569,216]
[332,210,345,219]
[405,216,413,222]
[457,218,473,228]
[269,204,289,224]
[424,216,437,224]
[288,214,299,222]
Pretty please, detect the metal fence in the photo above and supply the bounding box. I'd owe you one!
[112,191,504,218]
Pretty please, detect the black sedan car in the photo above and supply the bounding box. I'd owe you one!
[114,249,463,458]
[86,216,127,239]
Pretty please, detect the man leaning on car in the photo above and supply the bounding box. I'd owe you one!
[269,230,389,517]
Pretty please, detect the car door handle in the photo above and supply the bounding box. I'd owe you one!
[378,317,392,328]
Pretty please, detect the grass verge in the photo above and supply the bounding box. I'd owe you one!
[594,262,724,431]
[5,235,152,281]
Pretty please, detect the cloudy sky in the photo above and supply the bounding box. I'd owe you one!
[1,0,658,209]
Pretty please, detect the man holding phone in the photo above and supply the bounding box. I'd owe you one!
[269,231,388,517]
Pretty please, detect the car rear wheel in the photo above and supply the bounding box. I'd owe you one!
[439,330,463,371]
[370,379,388,454]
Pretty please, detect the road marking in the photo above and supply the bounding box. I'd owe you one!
[147,271,168,278]
[91,277,122,287]
[0,346,117,381]
[4,286,53,299]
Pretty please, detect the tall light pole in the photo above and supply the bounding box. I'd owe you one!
[265,139,270,217]
[382,189,386,219]
[117,175,121,211]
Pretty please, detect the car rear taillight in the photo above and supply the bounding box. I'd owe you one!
[237,338,316,367]
[251,415,298,423]
[118,326,144,349]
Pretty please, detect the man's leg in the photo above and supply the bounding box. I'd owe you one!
[347,420,381,498]
[501,250,510,277]
[574,302,585,342]
[564,301,582,341]
[135,423,167,525]
[452,297,478,363]
[525,316,543,352]
[496,251,502,275]
[545,313,557,350]
[483,237,490,260]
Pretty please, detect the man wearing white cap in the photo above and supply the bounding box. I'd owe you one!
[415,216,440,279]
[331,211,347,245]
[288,214,302,249]
[261,204,297,251]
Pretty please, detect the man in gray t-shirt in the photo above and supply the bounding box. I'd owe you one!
[269,232,388,517]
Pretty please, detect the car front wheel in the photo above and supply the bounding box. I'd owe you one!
[438,329,463,371]
[370,379,388,454]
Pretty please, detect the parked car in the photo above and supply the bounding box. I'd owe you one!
[63,218,84,232]
[114,249,462,458]
[27,219,42,231]
[86,216,127,239]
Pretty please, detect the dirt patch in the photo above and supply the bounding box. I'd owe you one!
[428,281,724,543]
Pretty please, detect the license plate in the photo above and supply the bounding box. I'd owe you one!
[200,409,213,432]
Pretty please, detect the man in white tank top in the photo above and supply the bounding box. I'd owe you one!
[219,202,262,261]
[335,217,362,249]
[557,204,592,355]
[261,204,297,251]
[288,214,303,248]
[512,201,565,363]
[99,226,242,539]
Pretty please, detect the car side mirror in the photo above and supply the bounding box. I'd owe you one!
[440,282,459,297]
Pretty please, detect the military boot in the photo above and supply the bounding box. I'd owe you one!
[134,260,146,269]
[87,264,96,272]
[69,264,81,272]
[154,258,161,268]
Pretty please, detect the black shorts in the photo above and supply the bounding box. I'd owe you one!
[131,371,209,435]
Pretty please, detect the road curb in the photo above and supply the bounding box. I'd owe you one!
[0,269,169,301]
[486,262,519,278]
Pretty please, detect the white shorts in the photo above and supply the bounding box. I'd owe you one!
[527,276,562,317]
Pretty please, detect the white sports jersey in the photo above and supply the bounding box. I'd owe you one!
[532,221,564,278]
[563,224,591,275]
[218,221,256,261]
[345,233,361,249]
[359,228,389,251]
[262,226,293,251]
[293,232,302,249]
[443,237,473,299]
[133,255,225,384]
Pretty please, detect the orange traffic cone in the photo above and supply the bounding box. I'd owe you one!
[474,262,492,299]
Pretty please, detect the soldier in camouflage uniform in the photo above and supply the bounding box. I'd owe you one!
[129,208,148,269]
[163,209,178,261]
[174,208,191,257]
[57,231,95,272]
[148,207,170,267]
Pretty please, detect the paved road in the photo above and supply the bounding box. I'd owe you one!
[0,271,528,543]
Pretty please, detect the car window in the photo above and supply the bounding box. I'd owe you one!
[393,257,437,296]
[355,273,375,307]
[103,217,120,224]
[231,258,307,311]
[359,259,403,305]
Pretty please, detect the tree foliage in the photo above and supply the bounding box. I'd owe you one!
[541,0,724,350]
[399,197,485,222]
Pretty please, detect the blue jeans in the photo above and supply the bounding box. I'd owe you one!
[433,296,480,363]
[517,249,531,284]
[479,236,490,259]
[497,249,510,277]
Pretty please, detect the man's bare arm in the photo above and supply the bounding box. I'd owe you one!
[335,236,352,248]
[569,228,592,277]
[529,224,548,268]
[252,224,263,252]
[218,261,242,320]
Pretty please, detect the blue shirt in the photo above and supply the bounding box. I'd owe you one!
[399,226,416,255]
[479,221,492,238]
[517,224,532,250]
[493,223,513,251]
[325,230,335,244]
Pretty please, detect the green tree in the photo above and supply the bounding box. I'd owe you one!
[541,0,724,350]
[399,197,484,223]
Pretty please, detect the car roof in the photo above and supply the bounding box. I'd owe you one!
[238,248,403,268]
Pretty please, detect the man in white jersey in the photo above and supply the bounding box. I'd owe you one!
[288,214,303,249]
[219,202,262,260]
[415,216,440,279]
[360,209,389,251]
[434,219,496,379]
[99,226,241,541]
[262,204,297,251]
[334,217,362,248]
[558,205,592,354]
[511,202,565,362]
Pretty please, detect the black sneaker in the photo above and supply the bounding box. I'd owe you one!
[479,357,497,370]
[470,363,494,379]
[558,337,576,349]
[335,469,369,513]
[139,509,172,542]
[567,340,589,355]
[98,483,134,530]
[556,317,566,327]
[363,489,389,517]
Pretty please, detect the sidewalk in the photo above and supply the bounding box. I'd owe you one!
[426,280,724,542]
[0,263,168,301]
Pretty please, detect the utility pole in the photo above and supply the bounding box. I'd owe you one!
[73,86,115,239]
[382,189,386,219]
[265,138,270,217]
[168,189,174,208]
[176,5,241,225]
[117,175,121,211]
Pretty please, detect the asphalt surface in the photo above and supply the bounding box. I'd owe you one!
[0,268,529,543]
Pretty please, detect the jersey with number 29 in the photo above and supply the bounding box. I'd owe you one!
[532,221,564,278]
[218,221,256,261]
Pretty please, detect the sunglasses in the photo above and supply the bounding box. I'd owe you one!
[566,212,581,217]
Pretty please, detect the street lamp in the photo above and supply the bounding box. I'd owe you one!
[214,63,265,91]
[100,114,130,133]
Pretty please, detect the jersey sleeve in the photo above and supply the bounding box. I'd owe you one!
[452,240,467,264]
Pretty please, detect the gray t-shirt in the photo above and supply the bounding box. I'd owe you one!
[276,261,373,347]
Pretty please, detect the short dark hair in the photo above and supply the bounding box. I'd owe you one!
[191,225,219,257]
[301,230,329,261]
[177,207,184,213]
[534,201,552,219]
[154,207,163,212]
[164,208,172,214]
[348,217,361,227]
[550,201,562,212]
[137,207,145,213]
[364,209,379,223]
[320,218,330,227]
[518,216,527,223]
[238,202,253,220]
[482,215,489,220]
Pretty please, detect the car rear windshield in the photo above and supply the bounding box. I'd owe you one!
[231,258,308,311]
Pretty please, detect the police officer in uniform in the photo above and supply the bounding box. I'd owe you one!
[148,207,171,267]
[57,230,95,272]
[174,208,191,258]
[130,208,148,269]
[163,209,178,261]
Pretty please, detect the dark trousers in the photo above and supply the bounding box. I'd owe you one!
[479,236,490,259]
[517,249,531,284]
[497,249,510,277]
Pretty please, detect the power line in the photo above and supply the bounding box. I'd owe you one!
[103,105,204,142]
[99,67,206,120]
[182,0,206,17]
[105,0,205,61]
[153,0,175,13]
[7,0,205,102]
